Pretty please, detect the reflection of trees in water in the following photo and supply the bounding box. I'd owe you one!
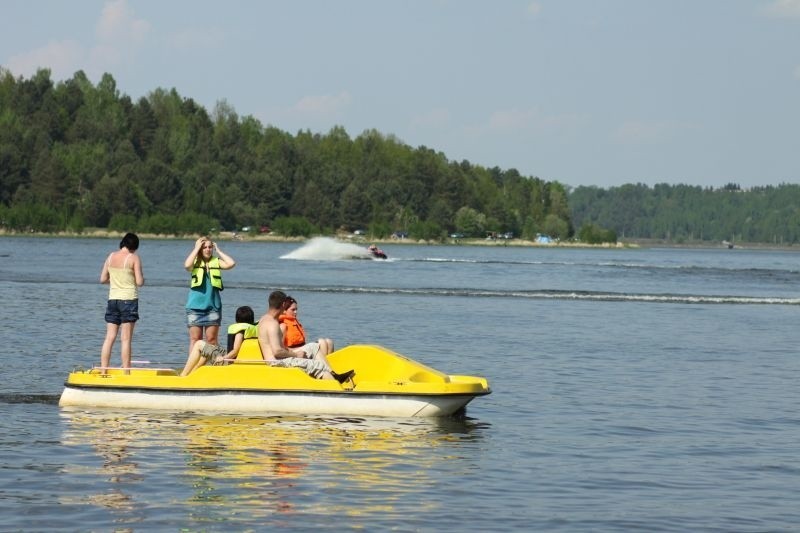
[60,409,488,526]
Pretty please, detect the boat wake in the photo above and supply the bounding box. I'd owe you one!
[253,284,800,305]
[0,393,60,405]
[406,257,800,275]
[281,237,377,261]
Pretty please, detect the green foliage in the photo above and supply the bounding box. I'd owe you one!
[29,67,777,249]
[542,214,570,240]
[108,213,138,233]
[409,219,444,241]
[66,213,86,233]
[1,69,571,238]
[368,221,392,239]
[176,212,219,235]
[520,216,539,240]
[137,213,176,235]
[271,216,319,237]
[2,202,60,232]
[135,212,218,235]
[570,183,800,244]
[578,222,617,244]
[454,206,486,237]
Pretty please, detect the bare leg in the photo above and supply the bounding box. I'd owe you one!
[316,338,330,357]
[188,325,203,356]
[205,324,220,346]
[322,338,334,354]
[119,322,135,369]
[101,323,119,370]
[312,338,339,371]
[317,339,352,386]
[309,340,332,371]
[181,340,207,376]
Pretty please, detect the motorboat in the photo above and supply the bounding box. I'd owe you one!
[59,342,491,417]
[367,244,387,259]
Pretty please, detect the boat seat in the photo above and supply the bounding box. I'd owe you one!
[235,338,264,361]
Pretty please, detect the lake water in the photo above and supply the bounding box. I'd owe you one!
[1,236,798,531]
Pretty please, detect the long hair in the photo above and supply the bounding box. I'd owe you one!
[282,296,297,311]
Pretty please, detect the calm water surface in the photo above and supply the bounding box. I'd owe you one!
[0,236,799,531]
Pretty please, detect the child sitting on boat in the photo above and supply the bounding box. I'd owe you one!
[180,305,257,376]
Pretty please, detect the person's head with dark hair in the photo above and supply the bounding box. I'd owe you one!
[268,290,288,311]
[282,296,297,311]
[120,232,139,251]
[235,305,255,324]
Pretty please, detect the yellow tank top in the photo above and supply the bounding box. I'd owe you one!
[108,253,138,300]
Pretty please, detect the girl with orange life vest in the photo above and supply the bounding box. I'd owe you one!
[278,296,334,364]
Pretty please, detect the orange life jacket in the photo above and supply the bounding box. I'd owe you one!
[279,314,306,348]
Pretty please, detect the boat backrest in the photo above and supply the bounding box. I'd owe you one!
[329,345,449,383]
[236,338,264,361]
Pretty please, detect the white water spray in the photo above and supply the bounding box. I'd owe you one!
[281,237,373,260]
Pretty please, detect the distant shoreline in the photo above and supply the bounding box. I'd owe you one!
[2,229,799,251]
[0,228,631,248]
[623,238,799,252]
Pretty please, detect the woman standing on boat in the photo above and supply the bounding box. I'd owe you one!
[184,236,236,355]
[100,232,145,371]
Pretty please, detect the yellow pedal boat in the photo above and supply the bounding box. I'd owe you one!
[59,343,491,417]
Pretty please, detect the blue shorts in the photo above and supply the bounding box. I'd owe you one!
[186,309,221,328]
[105,299,139,324]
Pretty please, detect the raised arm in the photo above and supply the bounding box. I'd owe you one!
[184,237,204,271]
[225,332,245,361]
[214,242,236,269]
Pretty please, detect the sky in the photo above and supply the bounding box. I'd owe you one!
[2,0,799,190]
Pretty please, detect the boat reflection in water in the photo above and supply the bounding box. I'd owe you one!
[59,408,490,526]
[58,412,142,517]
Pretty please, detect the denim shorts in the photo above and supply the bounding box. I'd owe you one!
[105,299,140,325]
[186,309,221,328]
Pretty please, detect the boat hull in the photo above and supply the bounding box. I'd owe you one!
[59,345,491,417]
[59,387,479,417]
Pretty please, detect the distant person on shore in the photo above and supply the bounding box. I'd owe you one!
[184,236,236,355]
[258,290,353,384]
[180,305,257,376]
[100,232,145,371]
[279,295,334,366]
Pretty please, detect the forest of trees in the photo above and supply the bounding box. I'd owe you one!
[0,68,574,241]
[3,69,797,246]
[570,182,800,245]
